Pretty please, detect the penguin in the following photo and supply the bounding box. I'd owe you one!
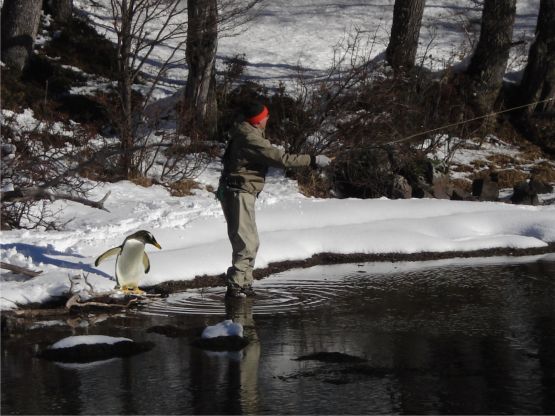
[95,230,162,294]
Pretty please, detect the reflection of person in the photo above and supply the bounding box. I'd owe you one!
[189,298,260,414]
[218,101,332,298]
[225,298,260,414]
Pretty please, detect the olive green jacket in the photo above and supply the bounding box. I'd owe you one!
[221,121,312,195]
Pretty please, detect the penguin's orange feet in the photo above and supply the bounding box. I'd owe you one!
[118,286,145,296]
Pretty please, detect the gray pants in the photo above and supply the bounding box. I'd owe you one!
[220,188,259,288]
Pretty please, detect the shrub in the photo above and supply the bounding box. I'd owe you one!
[331,146,395,198]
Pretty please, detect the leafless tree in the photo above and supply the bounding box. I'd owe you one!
[181,0,263,141]
[279,28,383,155]
[506,0,555,155]
[518,0,555,114]
[101,0,263,179]
[180,0,219,141]
[465,0,517,113]
[139,132,213,183]
[104,0,187,178]
[1,0,43,71]
[0,119,111,230]
[385,0,426,73]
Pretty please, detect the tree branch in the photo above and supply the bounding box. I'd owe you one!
[1,189,112,211]
[0,262,43,277]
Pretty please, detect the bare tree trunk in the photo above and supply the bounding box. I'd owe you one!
[508,0,555,156]
[465,0,517,113]
[385,0,426,73]
[182,0,218,141]
[43,0,73,23]
[1,0,43,71]
[518,0,555,114]
[119,80,135,178]
[115,0,136,178]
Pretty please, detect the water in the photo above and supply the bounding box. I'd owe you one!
[2,256,555,414]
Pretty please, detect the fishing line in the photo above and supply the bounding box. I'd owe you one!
[387,96,554,146]
[340,97,554,151]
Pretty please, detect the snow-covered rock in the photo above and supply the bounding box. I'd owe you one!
[38,335,154,362]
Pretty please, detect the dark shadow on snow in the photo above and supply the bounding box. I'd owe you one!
[0,243,112,279]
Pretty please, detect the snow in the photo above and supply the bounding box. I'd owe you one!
[1,170,554,310]
[202,320,244,339]
[0,0,553,311]
[73,0,540,92]
[1,109,74,138]
[49,335,133,350]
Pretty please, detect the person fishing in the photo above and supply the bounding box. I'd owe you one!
[217,101,332,298]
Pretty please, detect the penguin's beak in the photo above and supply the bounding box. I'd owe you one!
[152,241,162,250]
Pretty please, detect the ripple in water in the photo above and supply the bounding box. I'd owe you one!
[143,278,345,316]
[142,262,542,318]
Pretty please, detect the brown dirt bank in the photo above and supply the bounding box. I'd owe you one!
[149,243,555,294]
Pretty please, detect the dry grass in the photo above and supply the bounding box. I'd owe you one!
[486,154,515,167]
[130,175,154,188]
[496,169,529,188]
[471,160,489,169]
[297,169,332,198]
[451,178,473,193]
[518,143,544,163]
[531,162,555,183]
[451,164,474,173]
[167,179,200,197]
[451,178,472,194]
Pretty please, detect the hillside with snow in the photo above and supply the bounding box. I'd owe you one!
[74,0,541,90]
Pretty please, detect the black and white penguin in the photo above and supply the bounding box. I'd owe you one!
[95,230,162,293]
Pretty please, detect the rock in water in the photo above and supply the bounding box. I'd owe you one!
[192,320,248,351]
[38,335,154,362]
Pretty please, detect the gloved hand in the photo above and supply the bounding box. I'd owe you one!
[314,155,333,168]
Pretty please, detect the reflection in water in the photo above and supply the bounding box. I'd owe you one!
[190,298,260,415]
[1,257,554,414]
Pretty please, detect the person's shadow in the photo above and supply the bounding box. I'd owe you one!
[189,298,261,414]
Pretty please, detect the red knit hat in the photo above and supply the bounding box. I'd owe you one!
[243,101,269,125]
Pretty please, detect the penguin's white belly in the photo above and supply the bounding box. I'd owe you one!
[116,241,145,288]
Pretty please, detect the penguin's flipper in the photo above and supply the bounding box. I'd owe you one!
[94,247,122,266]
[143,252,151,274]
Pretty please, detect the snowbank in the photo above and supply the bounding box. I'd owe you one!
[1,168,554,310]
